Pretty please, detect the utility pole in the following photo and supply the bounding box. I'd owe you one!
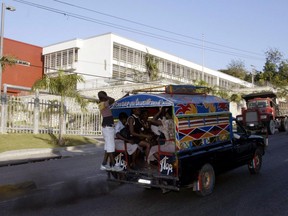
[251,65,256,86]
[0,3,15,134]
[0,3,15,97]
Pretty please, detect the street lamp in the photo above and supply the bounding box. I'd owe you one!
[0,2,15,97]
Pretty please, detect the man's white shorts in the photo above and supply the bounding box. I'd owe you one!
[102,126,115,153]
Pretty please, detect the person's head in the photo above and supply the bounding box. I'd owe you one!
[162,107,172,119]
[166,107,173,119]
[140,109,149,121]
[98,91,107,102]
[131,108,141,116]
[118,112,128,124]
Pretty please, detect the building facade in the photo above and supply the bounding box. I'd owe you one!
[2,38,43,95]
[43,33,254,90]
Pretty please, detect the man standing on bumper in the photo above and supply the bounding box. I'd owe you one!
[98,91,123,172]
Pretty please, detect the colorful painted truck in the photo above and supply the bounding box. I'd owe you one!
[109,85,266,196]
[236,92,288,135]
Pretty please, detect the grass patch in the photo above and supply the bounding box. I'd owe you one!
[0,134,98,153]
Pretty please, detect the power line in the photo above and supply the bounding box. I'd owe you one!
[53,0,263,57]
[13,0,265,61]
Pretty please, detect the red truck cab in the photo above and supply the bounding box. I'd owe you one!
[236,92,288,134]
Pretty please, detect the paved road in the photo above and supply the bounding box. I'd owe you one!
[0,132,288,216]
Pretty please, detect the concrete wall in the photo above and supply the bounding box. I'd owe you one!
[2,38,43,95]
[77,34,113,89]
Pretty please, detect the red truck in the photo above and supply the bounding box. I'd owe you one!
[236,92,288,135]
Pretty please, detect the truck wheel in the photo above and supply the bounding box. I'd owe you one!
[267,120,275,135]
[248,148,263,174]
[279,118,288,132]
[195,163,215,197]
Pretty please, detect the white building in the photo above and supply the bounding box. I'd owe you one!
[43,32,254,90]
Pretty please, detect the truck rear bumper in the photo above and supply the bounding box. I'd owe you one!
[107,169,180,191]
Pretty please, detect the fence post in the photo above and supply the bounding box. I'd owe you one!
[63,103,67,135]
[0,93,7,133]
[33,91,39,134]
[80,112,83,135]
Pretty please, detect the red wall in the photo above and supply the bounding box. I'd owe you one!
[1,38,43,94]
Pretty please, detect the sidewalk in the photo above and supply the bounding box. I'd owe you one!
[0,136,105,167]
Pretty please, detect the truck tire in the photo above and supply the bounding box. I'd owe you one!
[195,163,215,197]
[267,120,275,135]
[248,148,263,174]
[279,118,288,132]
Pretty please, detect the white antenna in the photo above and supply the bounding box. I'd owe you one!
[202,33,205,81]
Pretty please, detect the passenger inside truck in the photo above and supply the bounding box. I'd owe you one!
[147,107,175,164]
[114,112,139,168]
[127,108,151,165]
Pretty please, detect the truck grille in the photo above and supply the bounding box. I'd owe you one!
[245,111,258,123]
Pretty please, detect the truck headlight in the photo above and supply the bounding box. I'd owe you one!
[260,115,267,119]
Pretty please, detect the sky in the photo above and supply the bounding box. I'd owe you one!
[3,0,288,72]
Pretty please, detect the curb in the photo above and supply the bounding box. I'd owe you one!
[0,143,104,167]
[0,149,61,166]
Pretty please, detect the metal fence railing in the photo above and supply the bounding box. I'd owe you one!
[0,94,102,136]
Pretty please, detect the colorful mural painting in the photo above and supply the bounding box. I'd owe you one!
[175,114,231,150]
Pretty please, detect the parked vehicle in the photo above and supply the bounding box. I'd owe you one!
[236,92,288,135]
[108,85,266,196]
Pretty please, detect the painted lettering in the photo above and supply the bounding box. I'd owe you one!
[160,156,173,175]
[115,153,127,169]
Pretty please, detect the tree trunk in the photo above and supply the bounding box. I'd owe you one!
[58,97,65,146]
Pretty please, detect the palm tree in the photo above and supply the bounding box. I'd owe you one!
[0,55,17,70]
[32,70,87,145]
[1,55,17,94]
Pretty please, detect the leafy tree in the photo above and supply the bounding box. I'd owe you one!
[145,49,159,81]
[264,48,283,68]
[215,90,230,100]
[193,80,214,94]
[32,70,87,145]
[257,48,288,91]
[277,59,288,87]
[219,59,248,80]
[229,93,242,102]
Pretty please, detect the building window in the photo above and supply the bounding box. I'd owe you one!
[179,66,183,77]
[56,53,61,67]
[74,49,78,62]
[44,48,78,73]
[62,51,67,66]
[120,47,126,61]
[68,50,73,65]
[167,63,171,74]
[113,44,120,60]
[51,54,56,69]
[134,51,140,65]
[172,64,175,75]
[128,49,133,63]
